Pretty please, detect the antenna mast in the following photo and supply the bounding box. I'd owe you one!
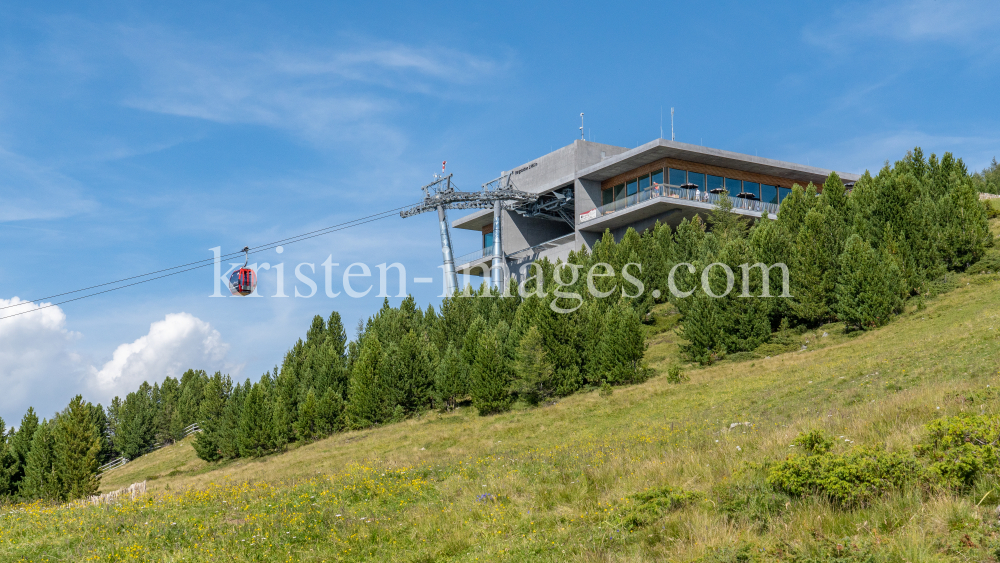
[670,108,675,141]
[579,112,584,140]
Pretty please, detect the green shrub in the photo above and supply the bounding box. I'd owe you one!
[914,413,1000,489]
[666,366,688,384]
[625,485,703,528]
[599,381,613,397]
[793,429,835,455]
[712,478,790,531]
[767,445,919,508]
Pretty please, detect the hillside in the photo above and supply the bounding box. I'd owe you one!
[4,262,1000,561]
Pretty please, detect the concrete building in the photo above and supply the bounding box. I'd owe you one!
[451,139,860,280]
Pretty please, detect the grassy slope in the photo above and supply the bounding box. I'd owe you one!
[6,265,1000,561]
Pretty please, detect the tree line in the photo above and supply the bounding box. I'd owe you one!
[1,147,991,501]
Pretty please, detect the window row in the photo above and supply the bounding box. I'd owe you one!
[601,167,793,207]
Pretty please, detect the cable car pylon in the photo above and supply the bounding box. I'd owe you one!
[400,168,538,294]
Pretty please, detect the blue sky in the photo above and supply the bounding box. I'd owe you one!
[1,0,998,423]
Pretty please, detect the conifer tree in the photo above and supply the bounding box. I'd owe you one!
[238,380,274,457]
[54,395,101,500]
[510,326,555,405]
[470,322,513,416]
[595,299,647,384]
[218,380,248,459]
[317,387,345,434]
[0,417,11,496]
[434,343,465,411]
[835,234,904,330]
[294,388,321,441]
[115,384,156,459]
[271,393,292,451]
[20,421,60,499]
[345,336,383,429]
[7,407,38,493]
[193,372,230,462]
[790,209,838,325]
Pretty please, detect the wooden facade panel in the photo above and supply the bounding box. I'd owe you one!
[600,156,824,192]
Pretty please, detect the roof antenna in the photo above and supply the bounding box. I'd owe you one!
[670,108,675,141]
[579,112,584,140]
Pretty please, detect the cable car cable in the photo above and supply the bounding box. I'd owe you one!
[0,204,417,320]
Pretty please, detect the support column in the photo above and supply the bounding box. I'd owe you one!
[491,200,505,289]
[437,205,458,296]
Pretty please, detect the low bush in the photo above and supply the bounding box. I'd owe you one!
[624,485,703,528]
[666,366,688,384]
[768,434,919,508]
[914,413,1000,490]
[793,429,835,455]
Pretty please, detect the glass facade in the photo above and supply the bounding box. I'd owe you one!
[726,177,742,198]
[598,164,799,213]
[669,168,686,186]
[761,184,778,204]
[707,174,724,193]
[483,232,493,250]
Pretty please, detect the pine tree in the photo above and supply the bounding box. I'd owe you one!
[20,421,60,500]
[54,395,101,500]
[790,209,838,325]
[218,380,248,459]
[835,234,904,330]
[193,372,231,462]
[317,387,345,434]
[434,343,465,411]
[294,388,321,441]
[7,407,38,493]
[0,417,12,497]
[345,337,383,429]
[115,384,156,459]
[271,393,291,451]
[470,322,513,416]
[595,299,647,384]
[510,326,555,405]
[238,379,274,458]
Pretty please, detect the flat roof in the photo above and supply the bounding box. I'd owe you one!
[577,139,860,186]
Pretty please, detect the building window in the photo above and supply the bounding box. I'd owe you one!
[613,183,626,209]
[687,172,706,190]
[626,179,638,196]
[725,178,742,198]
[483,232,494,250]
[743,182,760,198]
[651,169,663,188]
[602,187,613,207]
[761,184,778,204]
[638,174,650,192]
[707,175,724,194]
[778,187,791,202]
[669,168,686,186]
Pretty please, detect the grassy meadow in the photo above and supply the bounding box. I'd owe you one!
[5,254,1000,560]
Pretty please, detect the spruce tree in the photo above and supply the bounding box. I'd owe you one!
[218,380,248,459]
[470,322,513,416]
[115,385,156,459]
[20,421,60,499]
[238,379,274,458]
[54,396,101,500]
[510,326,555,405]
[791,209,838,325]
[345,336,383,429]
[0,417,11,496]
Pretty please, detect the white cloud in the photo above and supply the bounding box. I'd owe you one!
[88,312,233,401]
[0,298,82,423]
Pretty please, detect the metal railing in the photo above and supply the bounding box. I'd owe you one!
[454,246,492,266]
[581,183,779,223]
